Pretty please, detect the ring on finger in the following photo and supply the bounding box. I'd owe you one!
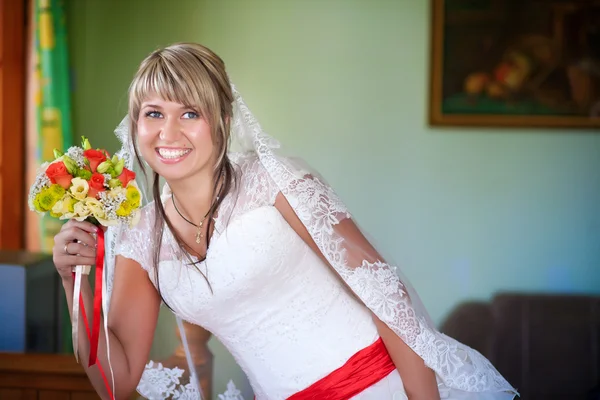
[64,242,73,256]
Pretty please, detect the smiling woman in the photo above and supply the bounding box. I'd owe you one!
[137,101,209,172]
[50,42,519,400]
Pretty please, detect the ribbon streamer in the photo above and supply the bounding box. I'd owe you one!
[89,228,105,366]
[71,265,84,363]
[70,228,113,399]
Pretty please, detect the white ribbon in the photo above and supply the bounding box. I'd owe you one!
[71,264,91,363]
[102,258,116,395]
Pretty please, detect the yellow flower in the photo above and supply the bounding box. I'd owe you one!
[85,197,117,226]
[126,185,141,208]
[116,200,132,217]
[51,194,77,218]
[49,184,66,199]
[33,184,65,212]
[72,200,91,221]
[84,198,106,220]
[69,177,89,200]
[33,191,54,212]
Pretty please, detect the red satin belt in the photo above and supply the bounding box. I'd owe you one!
[286,337,396,400]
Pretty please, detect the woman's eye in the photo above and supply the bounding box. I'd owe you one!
[145,110,162,118]
[182,111,199,119]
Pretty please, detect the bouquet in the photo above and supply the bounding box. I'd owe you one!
[28,137,141,399]
[29,136,141,227]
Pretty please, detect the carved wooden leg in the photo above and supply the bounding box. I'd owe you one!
[161,322,213,399]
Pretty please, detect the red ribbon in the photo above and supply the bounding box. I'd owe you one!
[89,228,105,367]
[286,337,396,400]
[70,228,113,400]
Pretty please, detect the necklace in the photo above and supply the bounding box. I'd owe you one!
[172,192,220,244]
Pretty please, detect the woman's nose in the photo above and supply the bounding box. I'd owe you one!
[159,117,183,142]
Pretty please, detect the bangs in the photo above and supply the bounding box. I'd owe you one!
[129,51,219,121]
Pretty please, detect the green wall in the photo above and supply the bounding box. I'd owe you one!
[67,0,600,398]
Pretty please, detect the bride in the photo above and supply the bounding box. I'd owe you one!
[52,42,518,400]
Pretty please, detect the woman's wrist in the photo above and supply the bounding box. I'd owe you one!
[61,274,75,288]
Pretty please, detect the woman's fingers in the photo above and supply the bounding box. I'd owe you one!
[64,241,96,258]
[59,226,98,248]
[62,219,99,234]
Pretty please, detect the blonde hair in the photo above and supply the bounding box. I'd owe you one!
[128,42,233,169]
[128,43,237,293]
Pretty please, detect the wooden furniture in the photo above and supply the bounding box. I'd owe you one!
[0,324,215,400]
[441,293,600,400]
[160,321,214,400]
[0,352,97,399]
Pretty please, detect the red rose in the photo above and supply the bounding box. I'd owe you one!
[45,161,73,189]
[118,167,136,187]
[88,173,106,199]
[83,149,108,172]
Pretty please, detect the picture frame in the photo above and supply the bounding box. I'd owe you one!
[429,0,600,129]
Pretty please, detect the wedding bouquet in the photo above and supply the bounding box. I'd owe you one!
[27,137,142,399]
[28,136,141,227]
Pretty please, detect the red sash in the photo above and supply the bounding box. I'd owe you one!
[286,337,396,400]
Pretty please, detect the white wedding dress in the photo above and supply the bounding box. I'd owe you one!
[114,153,516,400]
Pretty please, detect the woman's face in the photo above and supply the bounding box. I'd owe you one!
[137,96,215,183]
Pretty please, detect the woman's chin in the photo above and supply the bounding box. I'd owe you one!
[145,152,213,183]
[149,158,192,180]
[155,167,193,182]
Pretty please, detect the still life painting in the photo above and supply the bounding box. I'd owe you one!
[429,0,600,129]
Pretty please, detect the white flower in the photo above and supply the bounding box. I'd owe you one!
[28,163,51,213]
[108,186,126,199]
[84,197,115,225]
[72,201,91,221]
[65,146,85,167]
[69,177,89,200]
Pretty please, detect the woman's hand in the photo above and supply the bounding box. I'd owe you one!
[52,220,99,280]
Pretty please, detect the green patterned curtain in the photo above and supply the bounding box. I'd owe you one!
[34,0,73,352]
[35,0,73,250]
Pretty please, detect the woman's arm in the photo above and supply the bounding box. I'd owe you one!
[61,256,160,399]
[373,316,440,400]
[54,221,160,399]
[274,193,440,399]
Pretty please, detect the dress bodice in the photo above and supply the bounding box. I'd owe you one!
[115,154,380,399]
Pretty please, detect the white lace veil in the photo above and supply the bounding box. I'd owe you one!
[103,84,518,399]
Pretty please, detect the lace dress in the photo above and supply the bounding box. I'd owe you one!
[115,153,517,400]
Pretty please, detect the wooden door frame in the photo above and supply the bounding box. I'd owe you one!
[0,0,26,250]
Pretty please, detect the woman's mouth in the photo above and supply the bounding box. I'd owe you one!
[156,147,192,163]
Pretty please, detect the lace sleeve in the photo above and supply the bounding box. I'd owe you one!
[262,153,518,396]
[231,153,281,206]
[114,203,156,272]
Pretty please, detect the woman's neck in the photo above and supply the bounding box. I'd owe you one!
[167,168,220,223]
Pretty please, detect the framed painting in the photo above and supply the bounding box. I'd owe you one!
[429,0,600,129]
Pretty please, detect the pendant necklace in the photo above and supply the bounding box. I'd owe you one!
[172,189,221,244]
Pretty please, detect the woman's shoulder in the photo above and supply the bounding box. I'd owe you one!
[229,152,280,205]
[230,151,263,174]
[136,200,158,229]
